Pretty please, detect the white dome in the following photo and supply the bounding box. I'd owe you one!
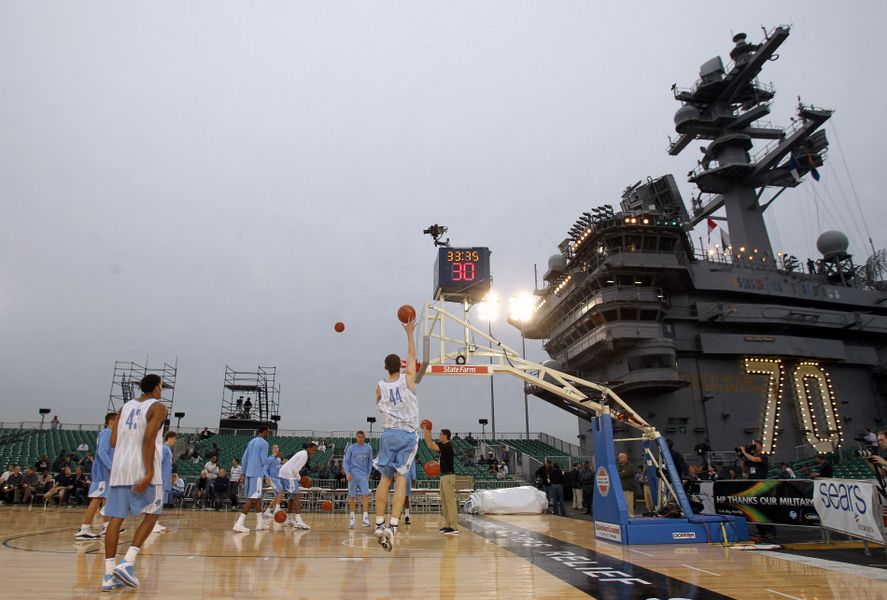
[548,254,567,271]
[816,230,849,258]
[674,104,701,126]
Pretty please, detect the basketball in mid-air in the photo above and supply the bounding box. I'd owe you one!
[300,476,312,488]
[274,510,287,523]
[334,322,345,333]
[420,418,433,431]
[321,499,333,512]
[397,304,416,323]
[424,460,441,477]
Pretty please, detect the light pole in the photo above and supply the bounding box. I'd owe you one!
[509,292,536,438]
[174,411,186,430]
[479,418,488,436]
[367,416,376,434]
[38,408,51,430]
[477,293,500,439]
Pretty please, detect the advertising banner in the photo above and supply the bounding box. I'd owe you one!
[812,478,886,544]
[713,479,820,526]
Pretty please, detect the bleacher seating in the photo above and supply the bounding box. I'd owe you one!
[497,438,568,464]
[0,429,97,471]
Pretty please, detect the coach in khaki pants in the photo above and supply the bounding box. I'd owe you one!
[422,425,459,534]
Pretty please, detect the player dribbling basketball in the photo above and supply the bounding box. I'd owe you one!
[372,317,420,551]
[277,443,317,529]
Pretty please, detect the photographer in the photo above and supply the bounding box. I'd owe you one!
[864,430,887,478]
[739,439,776,539]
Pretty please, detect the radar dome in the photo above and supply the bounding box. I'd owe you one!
[548,254,567,271]
[674,104,701,127]
[816,230,849,259]
[541,359,562,384]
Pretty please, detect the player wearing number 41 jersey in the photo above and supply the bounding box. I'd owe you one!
[101,374,167,592]
[372,317,420,551]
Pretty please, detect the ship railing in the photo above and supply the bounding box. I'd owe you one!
[749,115,806,165]
[545,285,668,342]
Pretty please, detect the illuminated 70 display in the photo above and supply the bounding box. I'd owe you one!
[433,246,491,302]
[744,357,843,454]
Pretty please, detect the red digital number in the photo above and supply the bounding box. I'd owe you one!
[450,262,476,282]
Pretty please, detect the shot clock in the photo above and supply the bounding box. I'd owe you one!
[433,247,491,302]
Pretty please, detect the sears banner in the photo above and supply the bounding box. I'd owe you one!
[713,480,820,526]
[812,478,886,544]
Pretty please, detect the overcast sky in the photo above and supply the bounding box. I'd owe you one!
[1,2,885,445]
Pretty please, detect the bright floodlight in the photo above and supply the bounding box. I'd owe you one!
[477,291,500,322]
[508,292,536,323]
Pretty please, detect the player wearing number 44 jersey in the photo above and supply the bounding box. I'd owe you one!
[101,374,167,592]
[372,318,420,551]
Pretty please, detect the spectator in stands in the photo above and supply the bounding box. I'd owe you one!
[229,458,242,503]
[496,462,508,481]
[799,465,811,479]
[466,432,475,444]
[199,427,212,440]
[50,415,61,431]
[210,443,220,459]
[666,439,688,476]
[463,450,475,468]
[864,428,878,450]
[0,464,11,484]
[34,455,49,474]
[194,470,210,509]
[579,461,594,514]
[778,462,796,479]
[318,439,327,453]
[44,466,74,506]
[72,466,90,505]
[334,460,345,487]
[454,432,461,440]
[17,466,38,504]
[76,440,89,455]
[170,473,185,505]
[211,469,231,509]
[1,465,22,504]
[548,463,566,516]
[51,450,67,474]
[501,448,509,463]
[878,430,887,458]
[36,472,54,496]
[78,453,94,474]
[487,452,497,472]
[190,450,200,464]
[812,455,833,478]
[617,452,636,516]
[205,456,220,481]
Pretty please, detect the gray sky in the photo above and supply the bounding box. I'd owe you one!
[2,2,885,444]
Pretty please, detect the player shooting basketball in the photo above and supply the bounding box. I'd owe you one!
[372,310,419,551]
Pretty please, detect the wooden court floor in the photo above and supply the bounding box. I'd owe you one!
[2,506,886,599]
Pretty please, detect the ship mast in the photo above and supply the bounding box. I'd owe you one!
[669,26,832,265]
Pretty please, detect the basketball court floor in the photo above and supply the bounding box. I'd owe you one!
[2,507,887,599]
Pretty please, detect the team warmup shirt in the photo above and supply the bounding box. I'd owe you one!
[279,450,308,481]
[264,455,281,479]
[241,436,270,478]
[109,398,163,487]
[162,445,173,492]
[344,442,373,477]
[376,374,419,432]
[92,427,114,483]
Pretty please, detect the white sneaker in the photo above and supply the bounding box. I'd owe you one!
[151,523,166,534]
[377,525,395,551]
[362,516,371,527]
[349,516,355,529]
[255,522,269,531]
[262,509,274,523]
[75,530,100,541]
[292,520,310,530]
[233,522,250,534]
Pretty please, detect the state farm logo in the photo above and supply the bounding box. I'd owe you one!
[596,466,610,497]
[429,365,490,375]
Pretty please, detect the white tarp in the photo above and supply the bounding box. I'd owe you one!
[812,478,886,544]
[464,485,549,515]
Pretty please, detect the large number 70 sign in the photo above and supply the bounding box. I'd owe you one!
[744,357,844,455]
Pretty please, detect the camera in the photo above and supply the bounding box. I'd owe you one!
[735,445,755,454]
[857,450,874,458]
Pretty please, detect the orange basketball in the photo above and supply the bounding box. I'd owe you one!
[334,322,345,333]
[424,460,441,477]
[321,499,333,512]
[397,304,416,324]
[274,510,287,523]
[300,476,312,488]
[420,419,433,431]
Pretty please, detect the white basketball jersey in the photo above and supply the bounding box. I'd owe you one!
[109,398,163,486]
[377,374,419,432]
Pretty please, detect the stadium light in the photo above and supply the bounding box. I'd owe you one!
[174,411,186,429]
[476,291,500,322]
[366,416,377,434]
[508,292,536,323]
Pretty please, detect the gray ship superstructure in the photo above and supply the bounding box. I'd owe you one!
[519,27,887,460]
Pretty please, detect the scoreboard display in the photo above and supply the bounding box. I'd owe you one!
[433,246,491,302]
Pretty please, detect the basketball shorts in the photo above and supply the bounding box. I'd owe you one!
[281,477,300,497]
[102,485,163,518]
[244,476,264,499]
[373,429,418,480]
[88,479,107,499]
[269,477,283,493]
[347,476,370,497]
[405,462,417,497]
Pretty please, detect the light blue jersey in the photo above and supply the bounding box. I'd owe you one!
[344,443,373,478]
[162,445,173,492]
[264,455,281,479]
[241,436,270,478]
[92,427,114,483]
